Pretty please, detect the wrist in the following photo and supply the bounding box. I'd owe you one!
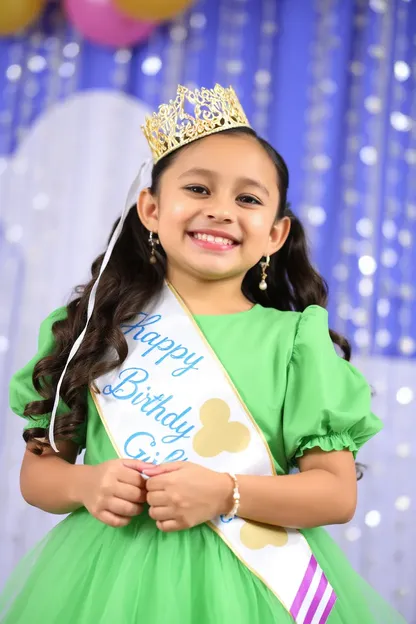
[217,472,237,517]
[68,464,92,509]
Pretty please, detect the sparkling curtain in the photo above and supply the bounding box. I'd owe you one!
[0,0,415,621]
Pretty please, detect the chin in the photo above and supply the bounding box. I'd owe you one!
[190,265,242,282]
[170,252,246,282]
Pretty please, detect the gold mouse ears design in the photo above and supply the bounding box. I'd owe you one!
[141,84,251,164]
[192,398,251,457]
[240,521,288,550]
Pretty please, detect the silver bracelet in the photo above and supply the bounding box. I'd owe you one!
[223,472,240,520]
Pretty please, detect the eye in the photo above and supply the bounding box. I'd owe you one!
[237,194,262,206]
[184,185,210,195]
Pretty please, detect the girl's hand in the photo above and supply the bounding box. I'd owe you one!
[80,460,147,528]
[143,462,234,532]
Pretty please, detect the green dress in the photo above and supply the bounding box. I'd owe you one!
[0,305,406,623]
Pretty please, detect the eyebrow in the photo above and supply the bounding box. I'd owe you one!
[178,167,270,197]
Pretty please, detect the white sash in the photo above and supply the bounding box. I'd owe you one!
[92,283,336,624]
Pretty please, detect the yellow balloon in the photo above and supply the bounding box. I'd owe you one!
[0,0,46,36]
[114,0,194,22]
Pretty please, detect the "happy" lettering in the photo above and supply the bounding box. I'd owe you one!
[121,313,204,377]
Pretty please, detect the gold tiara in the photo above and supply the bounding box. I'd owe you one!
[142,84,250,164]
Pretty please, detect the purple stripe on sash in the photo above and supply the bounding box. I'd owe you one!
[319,590,337,624]
[304,573,328,624]
[290,555,318,619]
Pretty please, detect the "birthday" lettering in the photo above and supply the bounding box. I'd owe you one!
[102,367,195,443]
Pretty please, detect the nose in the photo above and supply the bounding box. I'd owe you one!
[205,208,235,224]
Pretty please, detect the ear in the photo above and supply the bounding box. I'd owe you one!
[137,188,159,233]
[266,216,291,256]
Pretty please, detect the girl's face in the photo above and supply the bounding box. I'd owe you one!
[138,133,290,285]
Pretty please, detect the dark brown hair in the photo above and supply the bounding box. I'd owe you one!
[23,127,354,467]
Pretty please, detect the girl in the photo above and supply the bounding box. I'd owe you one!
[0,84,405,624]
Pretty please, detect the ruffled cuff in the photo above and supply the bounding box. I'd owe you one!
[295,432,360,460]
[23,416,86,448]
[23,415,50,431]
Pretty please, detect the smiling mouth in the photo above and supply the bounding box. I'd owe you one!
[187,231,239,251]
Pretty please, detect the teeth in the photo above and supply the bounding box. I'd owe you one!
[193,233,234,245]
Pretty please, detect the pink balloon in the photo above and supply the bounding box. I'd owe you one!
[64,0,155,48]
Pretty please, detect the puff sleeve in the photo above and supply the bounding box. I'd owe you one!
[9,307,83,443]
[283,305,382,466]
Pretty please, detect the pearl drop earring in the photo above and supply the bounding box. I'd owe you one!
[259,255,270,291]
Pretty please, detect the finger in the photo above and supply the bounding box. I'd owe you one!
[118,466,145,488]
[99,510,132,528]
[149,506,175,522]
[146,491,168,507]
[156,519,180,533]
[107,497,143,518]
[145,475,170,492]
[114,482,147,504]
[143,462,184,477]
[122,459,154,472]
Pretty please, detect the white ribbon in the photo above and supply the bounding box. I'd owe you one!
[48,159,153,452]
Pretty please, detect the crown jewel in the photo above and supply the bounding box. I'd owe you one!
[142,84,250,164]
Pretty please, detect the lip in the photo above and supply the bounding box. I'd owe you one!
[187,229,240,253]
[187,229,240,244]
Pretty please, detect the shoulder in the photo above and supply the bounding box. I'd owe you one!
[255,304,327,337]
[254,304,301,327]
[41,305,68,326]
[291,305,330,350]
[254,305,332,364]
[37,306,68,346]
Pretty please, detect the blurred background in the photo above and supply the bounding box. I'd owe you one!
[0,0,415,620]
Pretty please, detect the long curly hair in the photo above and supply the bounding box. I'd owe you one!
[24,127,353,464]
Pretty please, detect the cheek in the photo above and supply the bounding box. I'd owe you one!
[159,195,192,223]
[169,201,189,218]
[245,212,275,235]
[158,199,191,244]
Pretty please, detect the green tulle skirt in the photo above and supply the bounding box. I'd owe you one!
[0,508,406,623]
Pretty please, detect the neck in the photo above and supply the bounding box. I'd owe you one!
[166,267,254,315]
